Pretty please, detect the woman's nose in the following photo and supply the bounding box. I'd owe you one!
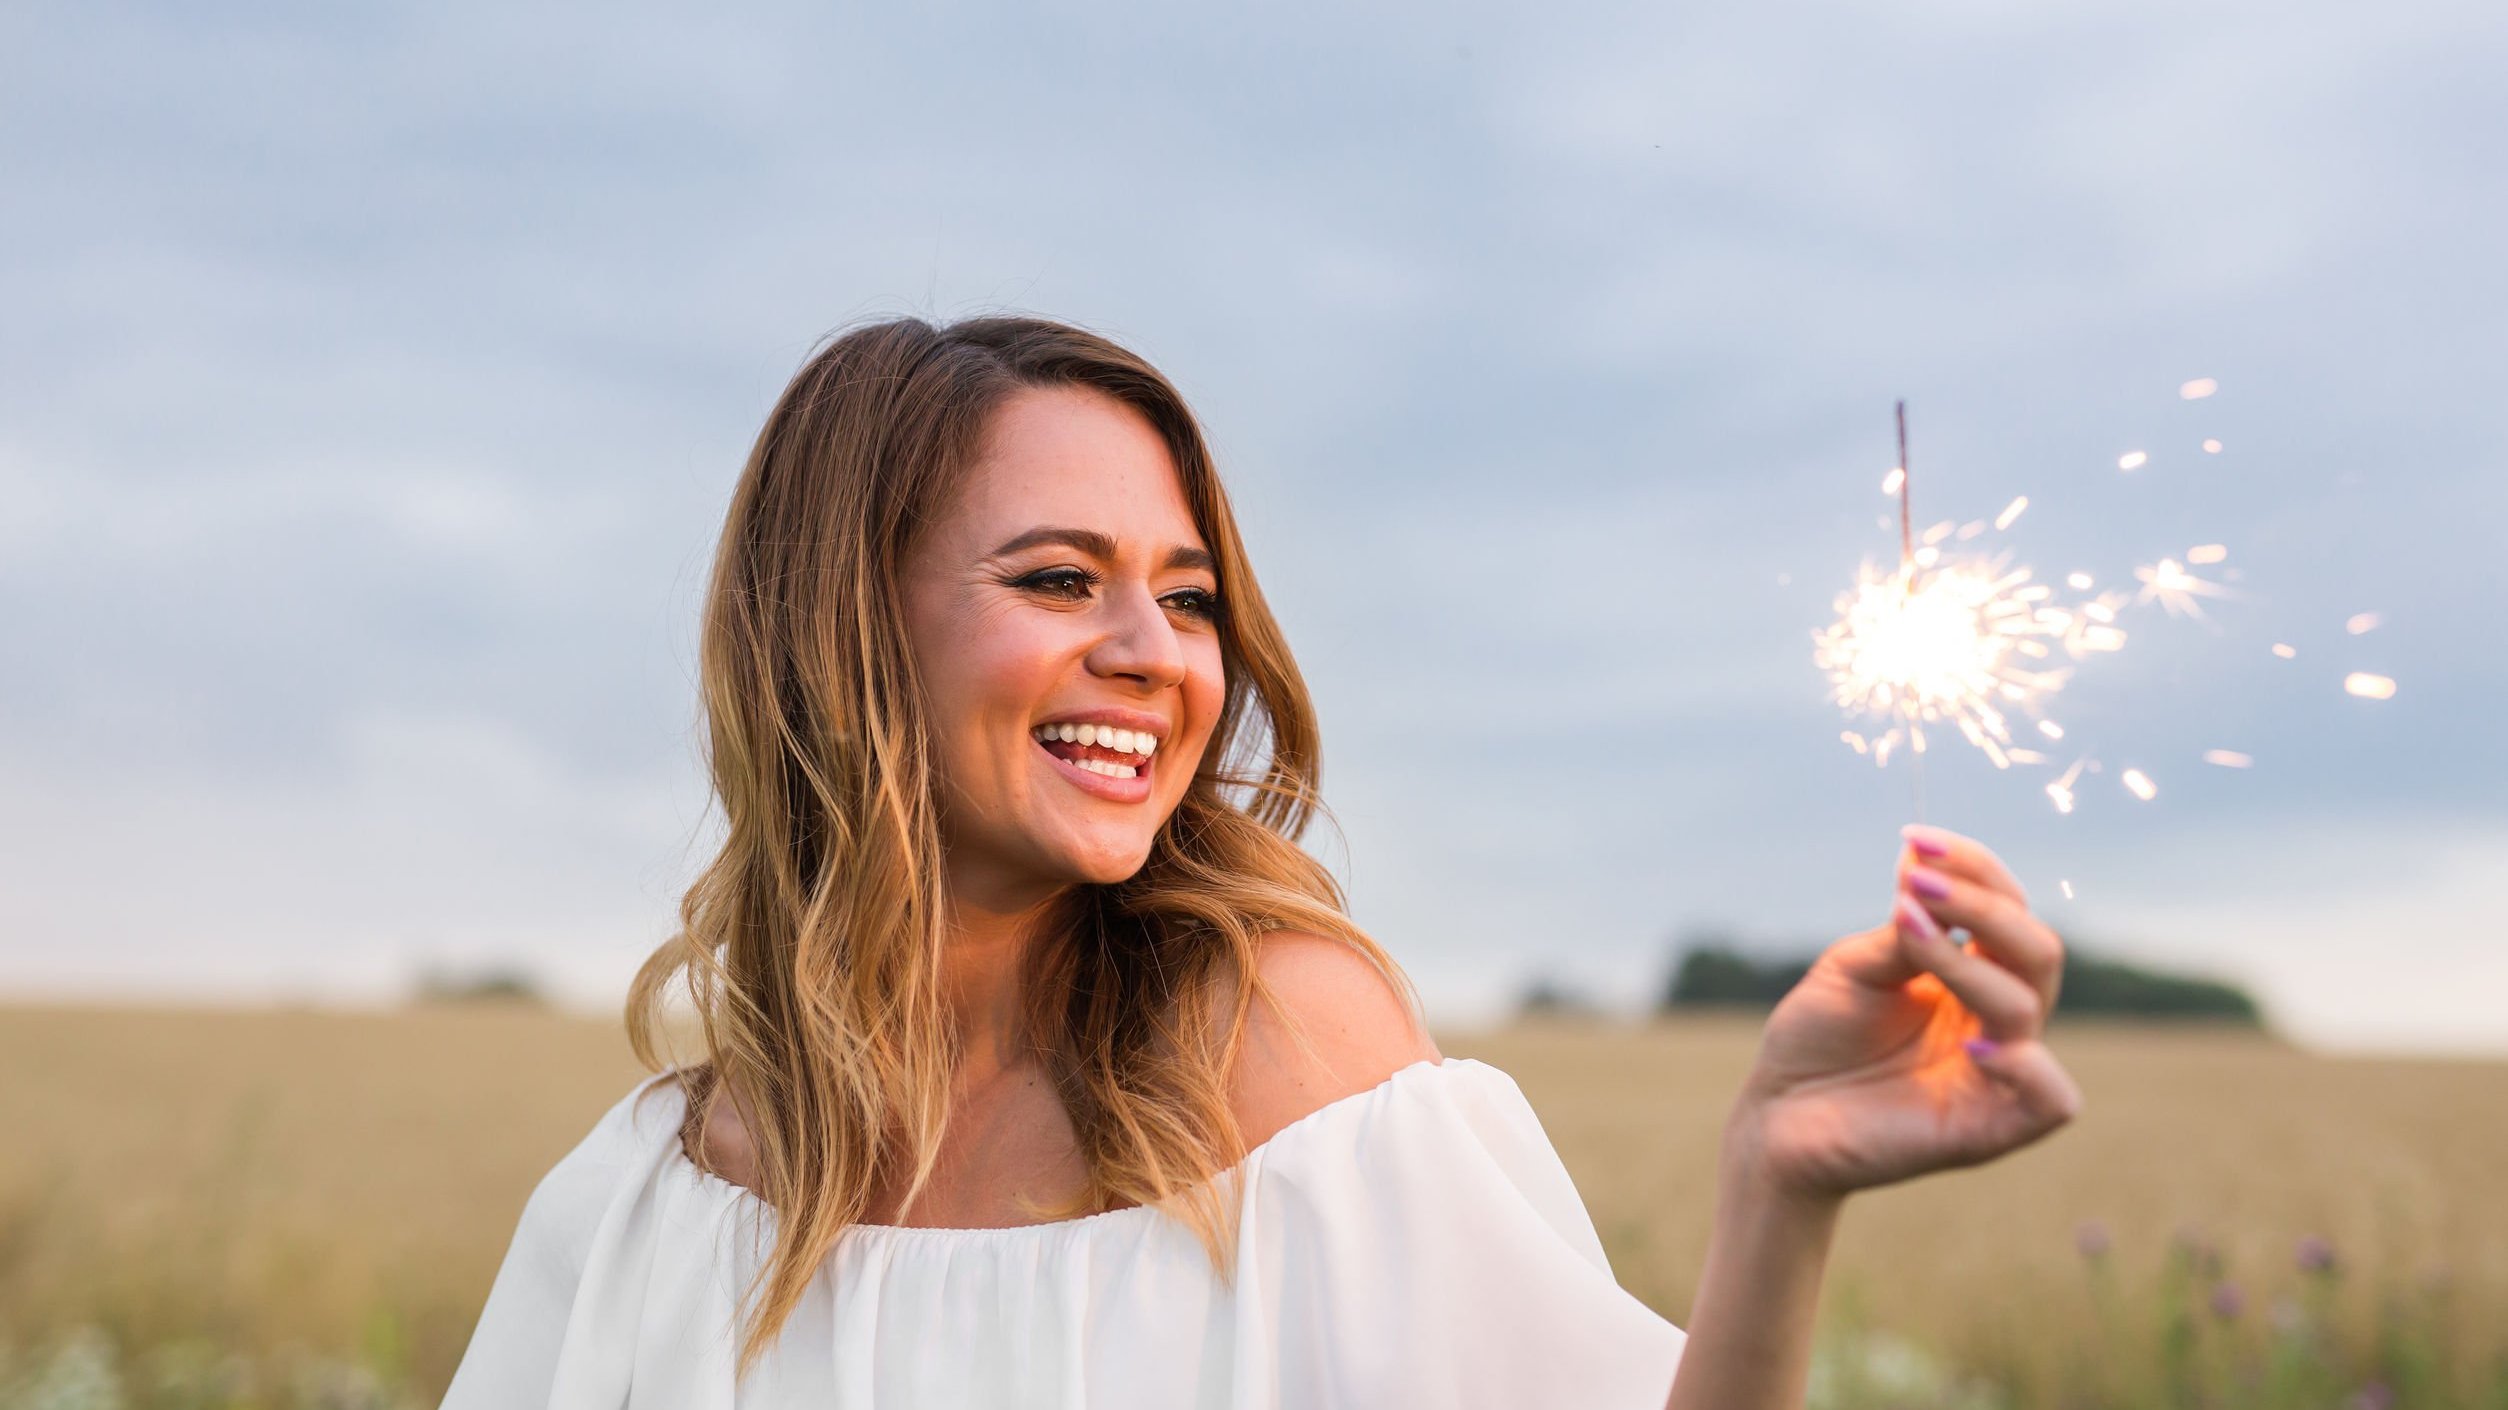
[1088,586,1188,689]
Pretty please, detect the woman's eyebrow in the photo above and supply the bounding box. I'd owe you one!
[988,525,1215,575]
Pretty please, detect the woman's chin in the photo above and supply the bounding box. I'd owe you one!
[1037,835,1155,887]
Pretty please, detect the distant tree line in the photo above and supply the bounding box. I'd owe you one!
[1659,936,2264,1024]
[1513,932,2267,1027]
[409,961,550,1007]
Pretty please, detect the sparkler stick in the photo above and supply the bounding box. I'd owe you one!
[1895,400,1925,821]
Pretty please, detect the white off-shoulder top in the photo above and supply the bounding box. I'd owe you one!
[439,1057,1687,1408]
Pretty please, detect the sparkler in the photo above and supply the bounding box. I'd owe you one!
[1814,403,2125,816]
[1814,402,2179,822]
[1816,389,2381,821]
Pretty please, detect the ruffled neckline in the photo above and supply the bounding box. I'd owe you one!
[647,1055,1478,1242]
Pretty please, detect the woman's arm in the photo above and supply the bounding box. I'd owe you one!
[1662,1110,1844,1410]
[1662,824,2085,1409]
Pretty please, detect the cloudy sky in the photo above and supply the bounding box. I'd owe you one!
[5,0,2502,1052]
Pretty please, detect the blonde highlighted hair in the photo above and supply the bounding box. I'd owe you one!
[623,313,1419,1379]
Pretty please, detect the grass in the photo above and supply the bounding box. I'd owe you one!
[1,1004,2501,1407]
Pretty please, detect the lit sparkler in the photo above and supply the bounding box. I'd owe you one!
[1814,404,2124,791]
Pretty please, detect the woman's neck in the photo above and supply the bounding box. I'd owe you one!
[938,884,1071,1079]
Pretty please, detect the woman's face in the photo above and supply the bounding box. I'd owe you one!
[901,383,1228,908]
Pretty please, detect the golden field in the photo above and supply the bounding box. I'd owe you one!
[1,1003,2501,1407]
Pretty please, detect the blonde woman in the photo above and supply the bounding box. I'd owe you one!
[440,314,2081,1409]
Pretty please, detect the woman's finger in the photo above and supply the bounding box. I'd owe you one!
[1902,863,2065,1014]
[1900,823,2028,909]
[1893,895,2045,1041]
[1961,1035,2086,1141]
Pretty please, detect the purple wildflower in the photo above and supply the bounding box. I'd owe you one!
[2208,1281,2246,1321]
[2296,1235,2338,1276]
[2347,1382,2394,1410]
[2074,1219,2112,1261]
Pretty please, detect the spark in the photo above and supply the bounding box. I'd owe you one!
[2045,758,2087,814]
[2186,543,2228,565]
[2059,879,2076,900]
[1881,467,1905,495]
[2344,673,2397,700]
[2066,571,2094,590]
[2272,643,2297,659]
[2122,768,2158,801]
[2181,378,2219,400]
[2119,450,2149,471]
[1813,554,2092,774]
[2134,557,2231,618]
[2203,749,2254,768]
[2346,611,2382,635]
[2202,439,2223,454]
[1995,496,2030,531]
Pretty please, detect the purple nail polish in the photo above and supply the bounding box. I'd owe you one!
[1896,896,1943,943]
[1963,1036,2001,1061]
[1902,826,1950,859]
[1909,867,1953,901]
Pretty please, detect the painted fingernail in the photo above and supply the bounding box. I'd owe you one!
[1963,1036,2002,1061]
[1901,824,1951,859]
[1908,866,1954,901]
[1895,896,1945,944]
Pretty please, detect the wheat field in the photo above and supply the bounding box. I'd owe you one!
[1,1003,2500,1407]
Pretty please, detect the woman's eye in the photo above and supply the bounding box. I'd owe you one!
[1163,589,1222,621]
[1018,567,1098,598]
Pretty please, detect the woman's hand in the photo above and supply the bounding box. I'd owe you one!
[1724,823,2085,1204]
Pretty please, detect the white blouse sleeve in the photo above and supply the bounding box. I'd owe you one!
[437,1076,678,1410]
[1220,1057,1685,1408]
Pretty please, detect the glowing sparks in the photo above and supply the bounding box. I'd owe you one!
[1814,554,2103,774]
[1821,400,2254,822]
[2346,611,2383,635]
[2134,557,2230,618]
[2344,672,2397,700]
[2060,879,2076,900]
[2203,439,2223,454]
[2272,642,2297,659]
[2181,378,2219,400]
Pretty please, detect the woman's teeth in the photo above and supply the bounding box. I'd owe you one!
[1069,757,1137,779]
[1031,722,1159,757]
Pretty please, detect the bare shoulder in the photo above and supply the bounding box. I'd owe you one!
[682,1067,765,1195]
[1226,929,1442,1151]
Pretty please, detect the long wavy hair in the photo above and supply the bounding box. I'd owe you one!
[622,312,1421,1379]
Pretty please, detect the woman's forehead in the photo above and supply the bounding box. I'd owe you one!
[946,387,1208,555]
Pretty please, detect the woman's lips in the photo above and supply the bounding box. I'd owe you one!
[1036,737,1153,801]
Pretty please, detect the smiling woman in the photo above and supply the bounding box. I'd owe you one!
[440,314,2082,1410]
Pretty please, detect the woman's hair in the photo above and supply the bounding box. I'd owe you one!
[623,312,1420,1378]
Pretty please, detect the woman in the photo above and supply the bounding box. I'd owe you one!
[440,313,2082,1409]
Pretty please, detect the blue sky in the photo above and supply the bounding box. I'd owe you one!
[4,0,2502,1051]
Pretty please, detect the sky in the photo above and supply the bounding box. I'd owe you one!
[4,0,2503,1053]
